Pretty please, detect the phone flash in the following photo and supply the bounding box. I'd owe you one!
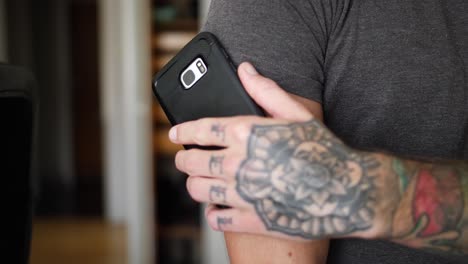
[180,57,208,89]
[199,65,206,73]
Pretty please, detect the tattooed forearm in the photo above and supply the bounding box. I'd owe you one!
[392,159,468,254]
[236,120,380,239]
[209,155,224,175]
[228,118,467,255]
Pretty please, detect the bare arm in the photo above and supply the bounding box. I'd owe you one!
[224,96,328,264]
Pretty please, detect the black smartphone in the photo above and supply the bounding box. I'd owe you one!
[152,32,264,132]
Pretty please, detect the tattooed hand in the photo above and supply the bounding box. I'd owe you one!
[235,121,381,239]
[169,62,391,241]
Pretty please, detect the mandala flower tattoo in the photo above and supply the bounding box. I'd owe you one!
[236,121,380,239]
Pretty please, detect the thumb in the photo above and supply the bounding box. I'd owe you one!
[238,62,313,121]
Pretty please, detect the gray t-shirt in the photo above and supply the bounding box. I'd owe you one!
[204,0,468,263]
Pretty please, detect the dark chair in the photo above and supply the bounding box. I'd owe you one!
[0,63,37,264]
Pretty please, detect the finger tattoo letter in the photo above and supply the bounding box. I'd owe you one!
[209,185,227,203]
[236,121,380,239]
[211,123,226,142]
[209,155,224,175]
[217,217,233,231]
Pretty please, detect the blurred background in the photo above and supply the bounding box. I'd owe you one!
[0,0,227,263]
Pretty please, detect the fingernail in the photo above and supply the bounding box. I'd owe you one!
[169,127,177,141]
[244,62,258,75]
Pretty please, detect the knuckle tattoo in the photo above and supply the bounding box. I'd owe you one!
[209,155,225,175]
[217,216,233,231]
[209,185,227,203]
[211,123,226,142]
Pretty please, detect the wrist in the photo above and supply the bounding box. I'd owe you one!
[351,151,400,240]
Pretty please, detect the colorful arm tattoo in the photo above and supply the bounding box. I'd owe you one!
[392,159,468,254]
[233,119,467,255]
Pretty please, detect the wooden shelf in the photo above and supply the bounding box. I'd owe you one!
[158,225,200,240]
[152,31,197,52]
[152,53,175,72]
[153,104,170,125]
[152,4,200,263]
[154,19,198,32]
[153,127,183,155]
[30,218,127,264]
[151,31,197,72]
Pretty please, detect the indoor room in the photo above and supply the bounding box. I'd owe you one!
[0,0,224,263]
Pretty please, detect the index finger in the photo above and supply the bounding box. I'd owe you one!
[169,117,239,147]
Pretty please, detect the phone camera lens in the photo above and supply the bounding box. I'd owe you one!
[182,70,196,86]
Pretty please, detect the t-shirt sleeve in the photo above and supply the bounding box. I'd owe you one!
[202,0,332,103]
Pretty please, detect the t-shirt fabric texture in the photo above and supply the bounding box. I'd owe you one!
[203,0,468,263]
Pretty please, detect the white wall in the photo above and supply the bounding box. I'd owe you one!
[0,0,8,62]
[99,0,155,263]
[100,0,127,224]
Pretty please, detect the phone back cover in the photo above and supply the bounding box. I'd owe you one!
[153,32,264,126]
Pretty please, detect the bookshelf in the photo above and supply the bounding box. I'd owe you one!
[152,1,201,263]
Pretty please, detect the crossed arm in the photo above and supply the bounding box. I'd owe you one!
[170,62,468,257]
